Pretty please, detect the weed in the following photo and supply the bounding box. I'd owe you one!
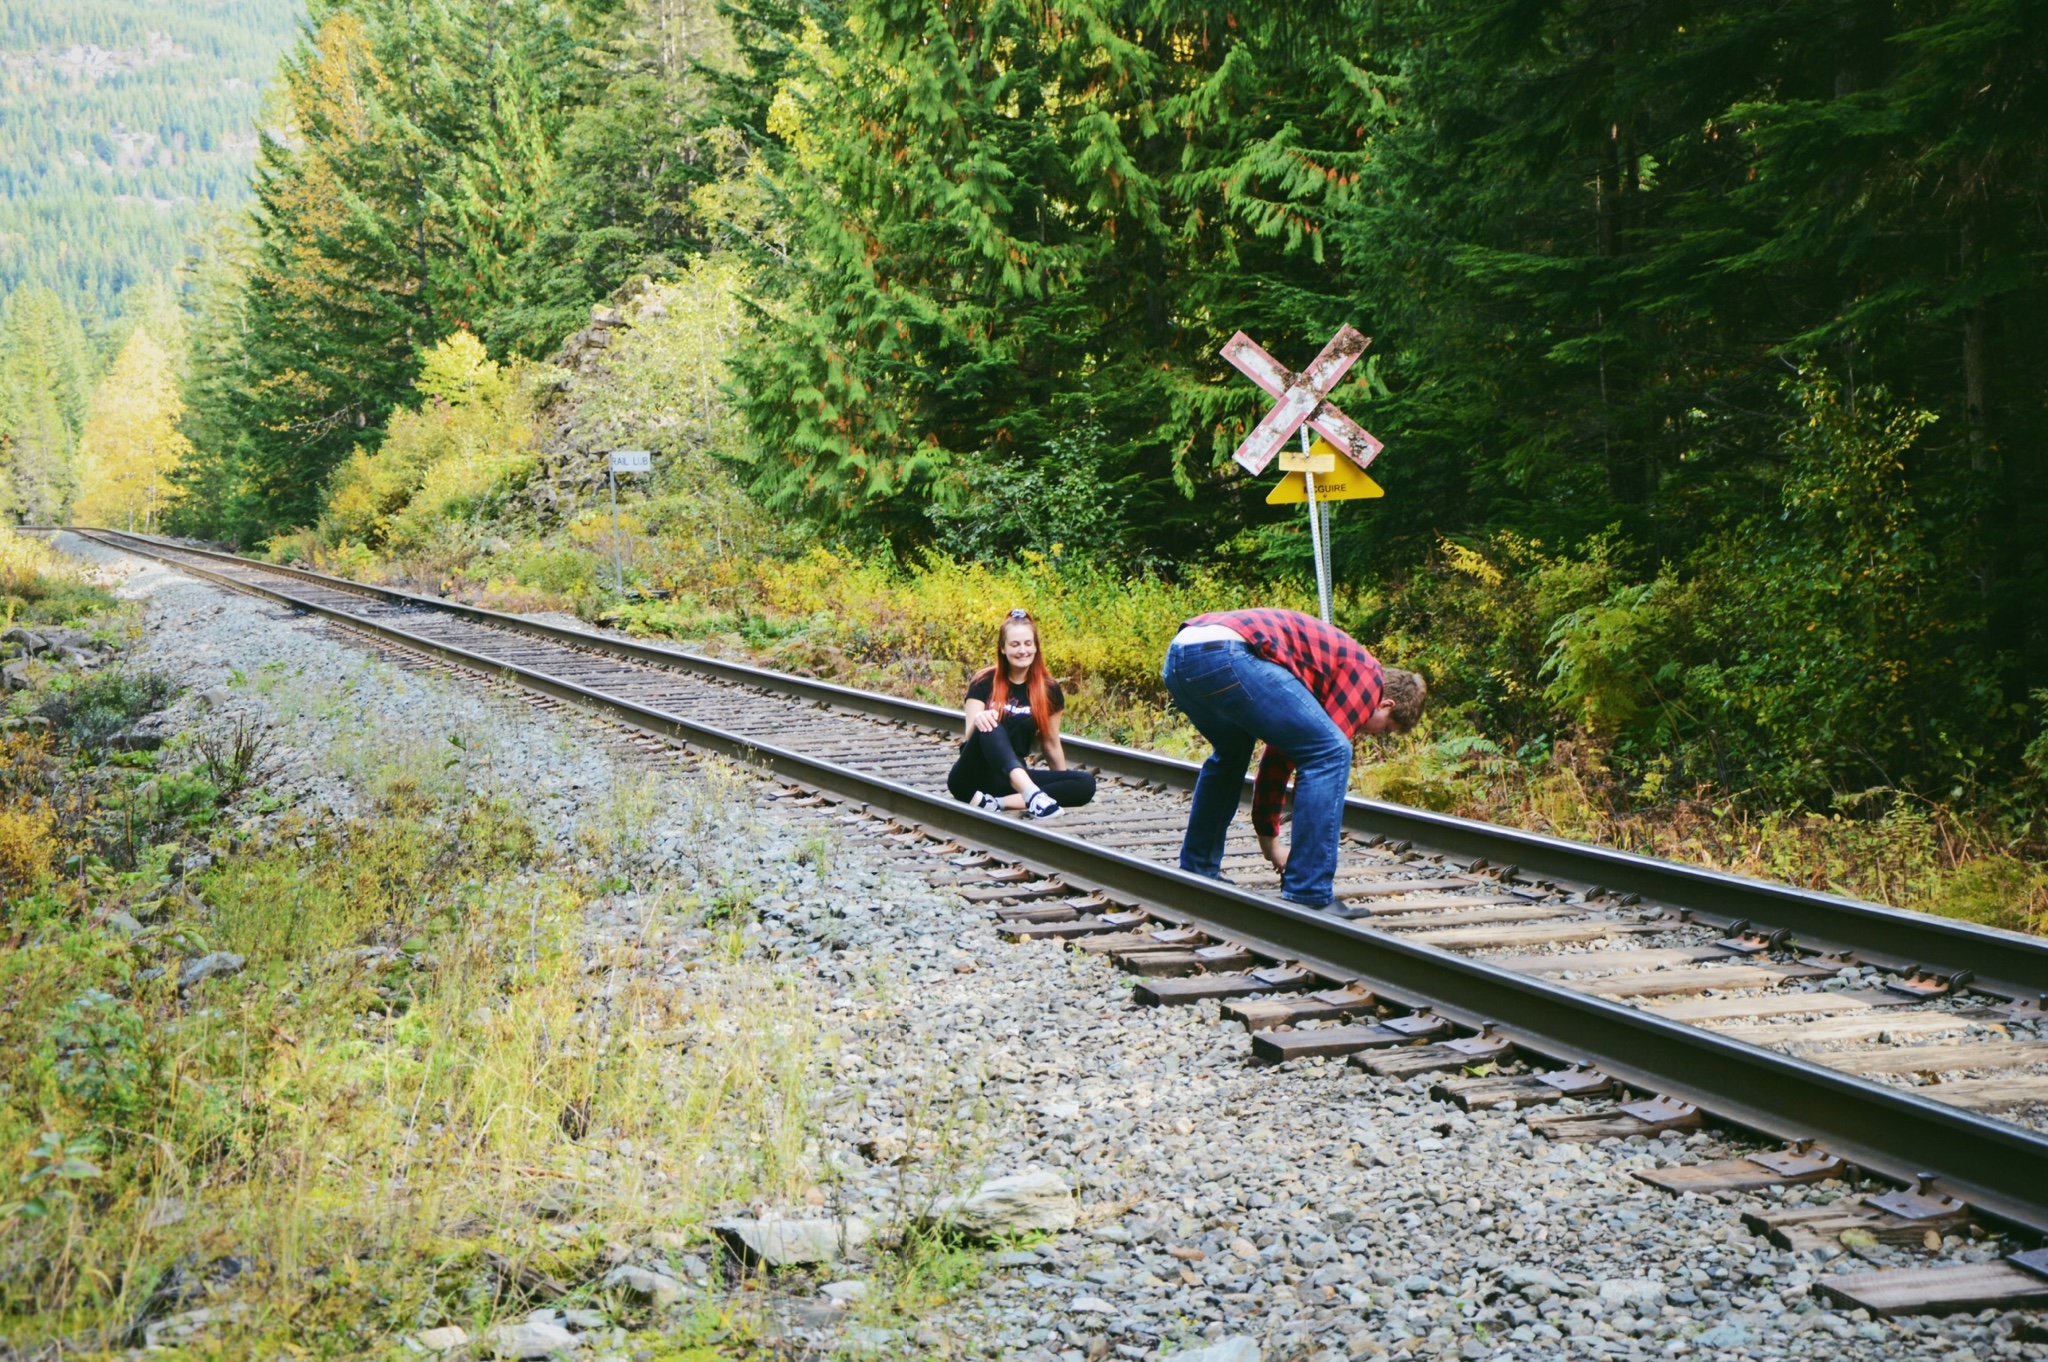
[794,829,833,878]
[0,1130,102,1223]
[194,715,280,800]
[0,696,831,1353]
[701,885,757,927]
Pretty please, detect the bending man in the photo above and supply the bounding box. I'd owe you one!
[1162,609,1425,908]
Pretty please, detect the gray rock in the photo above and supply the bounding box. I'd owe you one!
[413,1326,470,1352]
[820,1279,869,1304]
[926,1171,1078,1237]
[710,1215,871,1267]
[601,1264,682,1307]
[141,1196,187,1229]
[1598,1277,1665,1310]
[1068,1295,1115,1314]
[1,658,31,691]
[486,1319,579,1358]
[178,952,247,990]
[1163,1339,1259,1362]
[1694,1323,1749,1348]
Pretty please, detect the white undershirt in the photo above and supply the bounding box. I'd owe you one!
[1172,623,1246,646]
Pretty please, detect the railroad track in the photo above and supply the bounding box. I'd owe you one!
[55,527,2048,1318]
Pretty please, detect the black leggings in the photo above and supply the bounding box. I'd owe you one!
[946,725,1097,807]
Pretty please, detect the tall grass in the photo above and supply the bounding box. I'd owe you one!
[0,722,824,1354]
[0,525,116,628]
[1361,734,2048,934]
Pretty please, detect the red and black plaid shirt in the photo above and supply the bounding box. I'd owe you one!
[1185,609,1385,836]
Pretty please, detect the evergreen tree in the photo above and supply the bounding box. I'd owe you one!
[489,0,740,355]
[0,285,91,523]
[185,0,606,540]
[731,0,1387,555]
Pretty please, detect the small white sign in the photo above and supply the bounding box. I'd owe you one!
[609,449,652,473]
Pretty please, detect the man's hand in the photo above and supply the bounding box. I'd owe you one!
[1258,832,1289,872]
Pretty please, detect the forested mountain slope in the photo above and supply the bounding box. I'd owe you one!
[0,0,299,317]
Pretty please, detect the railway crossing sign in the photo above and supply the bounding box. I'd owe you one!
[1222,328,1388,624]
[1221,326,1384,475]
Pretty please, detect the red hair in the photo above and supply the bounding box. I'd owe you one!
[971,613,1057,749]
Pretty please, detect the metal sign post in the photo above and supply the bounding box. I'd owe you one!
[607,449,652,595]
[1222,328,1386,623]
[1300,428,1330,622]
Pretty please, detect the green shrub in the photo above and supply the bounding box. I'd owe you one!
[34,668,177,750]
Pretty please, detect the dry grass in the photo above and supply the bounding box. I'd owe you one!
[1361,734,2048,935]
[0,707,827,1356]
[0,526,117,629]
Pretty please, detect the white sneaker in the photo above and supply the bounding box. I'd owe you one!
[970,790,1005,813]
[1025,790,1063,820]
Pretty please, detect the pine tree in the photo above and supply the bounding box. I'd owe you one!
[187,0,604,539]
[490,0,740,355]
[0,285,92,523]
[731,0,1388,555]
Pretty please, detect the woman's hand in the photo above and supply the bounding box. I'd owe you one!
[1042,714,1067,769]
[965,699,1002,734]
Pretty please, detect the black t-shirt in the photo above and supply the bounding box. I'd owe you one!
[965,671,1065,758]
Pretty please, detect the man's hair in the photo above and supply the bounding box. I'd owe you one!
[1381,668,1427,732]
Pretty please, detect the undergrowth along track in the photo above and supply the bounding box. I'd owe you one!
[55,528,2048,1295]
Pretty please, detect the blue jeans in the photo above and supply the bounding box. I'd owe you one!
[1161,640,1351,907]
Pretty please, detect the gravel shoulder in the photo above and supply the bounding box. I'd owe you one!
[58,534,2047,1362]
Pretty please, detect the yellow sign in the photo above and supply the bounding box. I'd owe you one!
[1267,466,1384,504]
[1278,450,1337,474]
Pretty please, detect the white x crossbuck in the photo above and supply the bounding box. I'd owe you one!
[1220,326,1384,475]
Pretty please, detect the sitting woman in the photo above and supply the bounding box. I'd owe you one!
[947,609,1097,820]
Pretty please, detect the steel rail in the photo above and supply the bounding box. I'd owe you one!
[66,527,2048,999]
[59,526,2048,1236]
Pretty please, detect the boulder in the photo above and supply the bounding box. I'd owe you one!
[1597,1276,1666,1310]
[485,1320,578,1358]
[2,659,31,691]
[1166,1339,1260,1362]
[413,1326,470,1352]
[178,953,247,991]
[710,1215,871,1268]
[601,1263,683,1307]
[925,1171,1078,1238]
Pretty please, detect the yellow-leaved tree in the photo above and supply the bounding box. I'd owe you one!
[75,326,191,531]
[325,329,536,549]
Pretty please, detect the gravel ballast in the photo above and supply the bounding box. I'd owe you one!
[57,534,2048,1362]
